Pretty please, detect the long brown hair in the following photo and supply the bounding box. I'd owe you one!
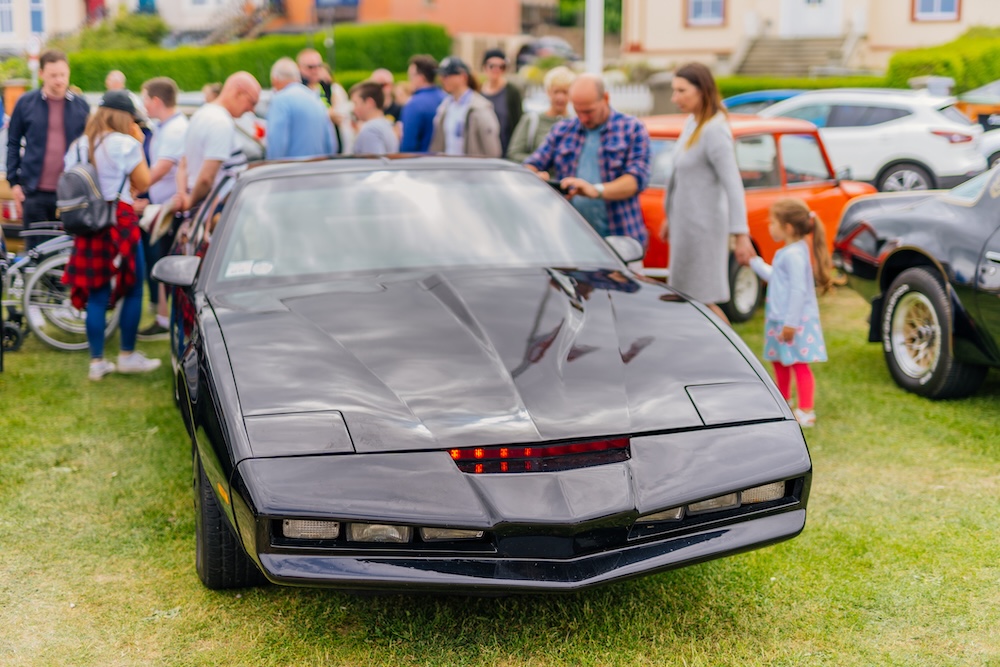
[770,198,834,293]
[83,107,136,164]
[675,62,724,148]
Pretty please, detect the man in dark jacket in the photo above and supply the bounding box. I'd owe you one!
[6,50,90,248]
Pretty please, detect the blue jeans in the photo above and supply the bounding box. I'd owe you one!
[87,244,145,359]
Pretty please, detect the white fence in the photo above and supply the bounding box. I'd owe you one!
[523,84,654,117]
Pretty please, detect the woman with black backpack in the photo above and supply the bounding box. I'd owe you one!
[62,90,160,381]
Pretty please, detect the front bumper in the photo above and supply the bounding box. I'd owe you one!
[258,510,806,592]
[234,420,812,592]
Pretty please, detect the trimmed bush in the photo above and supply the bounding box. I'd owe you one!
[68,22,450,92]
[886,30,1000,93]
[716,75,889,98]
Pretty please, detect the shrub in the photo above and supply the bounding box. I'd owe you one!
[0,57,29,83]
[49,11,169,53]
[716,75,889,98]
[886,30,1000,93]
[67,22,450,92]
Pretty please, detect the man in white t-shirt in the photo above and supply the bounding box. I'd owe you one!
[136,76,189,339]
[178,71,261,215]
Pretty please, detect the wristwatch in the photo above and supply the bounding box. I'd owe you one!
[594,182,605,199]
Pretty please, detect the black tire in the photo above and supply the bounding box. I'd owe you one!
[721,253,763,323]
[2,321,24,352]
[877,163,933,192]
[194,453,266,589]
[881,267,986,399]
[989,152,1000,170]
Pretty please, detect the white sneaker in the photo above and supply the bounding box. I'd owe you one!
[89,359,116,381]
[794,408,816,428]
[117,351,162,374]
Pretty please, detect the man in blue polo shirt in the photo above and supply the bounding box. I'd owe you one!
[267,57,337,160]
[399,55,446,153]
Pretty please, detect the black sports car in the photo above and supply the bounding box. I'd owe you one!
[153,157,811,592]
[834,167,1000,399]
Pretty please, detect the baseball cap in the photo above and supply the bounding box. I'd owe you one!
[482,48,507,65]
[99,90,139,120]
[438,57,470,77]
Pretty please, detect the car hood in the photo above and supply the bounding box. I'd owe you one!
[211,268,777,453]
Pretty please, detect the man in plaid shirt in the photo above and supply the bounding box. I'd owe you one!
[524,73,651,247]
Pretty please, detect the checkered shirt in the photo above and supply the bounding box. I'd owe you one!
[63,201,141,310]
[524,109,651,246]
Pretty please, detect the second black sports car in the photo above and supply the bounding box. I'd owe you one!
[154,157,811,592]
[834,167,1000,398]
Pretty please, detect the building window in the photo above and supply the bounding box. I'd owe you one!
[913,0,959,21]
[30,0,43,33]
[0,0,13,35]
[687,0,724,27]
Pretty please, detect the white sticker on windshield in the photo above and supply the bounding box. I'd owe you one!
[252,261,274,276]
[225,260,254,278]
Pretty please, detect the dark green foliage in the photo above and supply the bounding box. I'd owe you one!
[49,12,169,53]
[67,22,450,92]
[886,29,1000,93]
[558,0,622,33]
[716,75,889,98]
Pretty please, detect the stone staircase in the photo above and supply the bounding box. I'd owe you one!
[737,37,845,77]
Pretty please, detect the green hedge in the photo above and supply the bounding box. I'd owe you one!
[716,75,889,98]
[886,30,1000,93]
[67,22,450,92]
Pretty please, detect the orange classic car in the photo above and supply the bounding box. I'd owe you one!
[639,114,876,321]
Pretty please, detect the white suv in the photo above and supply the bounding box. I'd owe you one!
[760,89,986,191]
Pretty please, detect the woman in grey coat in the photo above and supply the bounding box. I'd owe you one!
[660,63,755,323]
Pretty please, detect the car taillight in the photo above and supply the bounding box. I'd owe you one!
[449,438,630,473]
[931,130,974,143]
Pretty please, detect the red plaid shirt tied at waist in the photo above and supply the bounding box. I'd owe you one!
[62,201,141,310]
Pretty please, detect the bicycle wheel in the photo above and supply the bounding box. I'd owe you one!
[23,253,120,351]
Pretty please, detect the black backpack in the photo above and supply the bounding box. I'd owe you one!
[56,141,127,236]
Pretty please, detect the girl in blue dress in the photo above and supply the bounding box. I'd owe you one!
[749,198,833,427]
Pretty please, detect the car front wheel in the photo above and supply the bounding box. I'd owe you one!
[721,254,763,322]
[195,453,266,589]
[877,163,933,192]
[881,267,986,399]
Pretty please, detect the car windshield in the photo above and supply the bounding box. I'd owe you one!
[945,168,995,203]
[649,139,678,188]
[213,167,617,283]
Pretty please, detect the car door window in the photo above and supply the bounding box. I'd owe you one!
[780,134,833,184]
[648,139,678,188]
[181,177,234,259]
[827,104,910,127]
[735,134,779,189]
[779,104,832,128]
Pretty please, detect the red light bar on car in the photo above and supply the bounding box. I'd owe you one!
[449,438,630,473]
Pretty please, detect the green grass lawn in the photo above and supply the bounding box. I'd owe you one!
[1,288,999,667]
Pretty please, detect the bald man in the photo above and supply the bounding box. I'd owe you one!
[371,67,403,130]
[105,69,148,121]
[525,74,651,246]
[178,71,261,213]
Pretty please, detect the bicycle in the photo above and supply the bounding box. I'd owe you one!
[2,222,120,352]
